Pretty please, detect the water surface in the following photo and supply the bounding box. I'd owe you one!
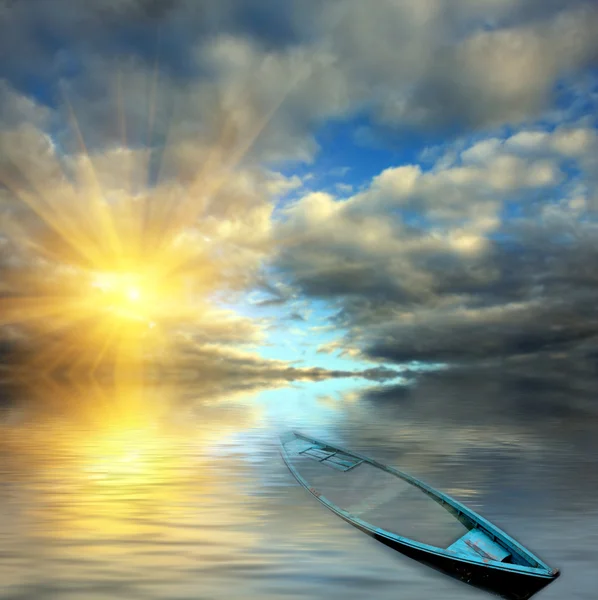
[1,379,596,600]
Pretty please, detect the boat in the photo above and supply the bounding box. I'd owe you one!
[280,431,559,600]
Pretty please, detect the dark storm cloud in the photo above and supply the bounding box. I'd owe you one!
[364,302,598,364]
[396,5,598,130]
[2,0,597,148]
[0,0,302,86]
[319,0,598,132]
[363,231,598,363]
[285,216,598,370]
[0,0,322,162]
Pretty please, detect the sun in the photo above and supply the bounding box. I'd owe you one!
[0,63,284,383]
[90,271,159,322]
[0,235,208,380]
[127,287,140,302]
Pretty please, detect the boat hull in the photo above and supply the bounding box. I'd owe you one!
[372,530,557,600]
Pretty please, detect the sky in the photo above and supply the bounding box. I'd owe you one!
[1,0,598,405]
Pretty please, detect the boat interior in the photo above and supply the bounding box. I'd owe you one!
[284,435,539,569]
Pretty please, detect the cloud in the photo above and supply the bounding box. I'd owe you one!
[1,1,597,155]
[334,182,353,195]
[153,340,401,398]
[264,171,303,197]
[384,3,598,129]
[1,0,598,393]
[364,298,598,363]
[274,128,579,312]
[273,115,598,379]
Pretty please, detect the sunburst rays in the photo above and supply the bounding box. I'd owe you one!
[0,53,307,385]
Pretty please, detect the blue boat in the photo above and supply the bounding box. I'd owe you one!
[280,431,559,600]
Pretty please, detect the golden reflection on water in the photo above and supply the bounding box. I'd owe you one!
[0,380,267,599]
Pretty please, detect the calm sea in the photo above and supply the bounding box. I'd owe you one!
[1,378,596,600]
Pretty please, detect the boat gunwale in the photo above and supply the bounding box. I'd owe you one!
[281,430,558,580]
